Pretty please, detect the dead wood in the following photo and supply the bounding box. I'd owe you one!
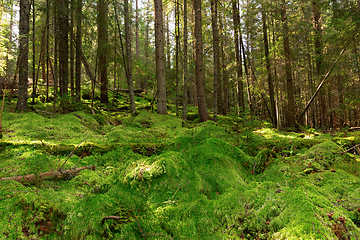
[340,144,360,155]
[0,166,94,185]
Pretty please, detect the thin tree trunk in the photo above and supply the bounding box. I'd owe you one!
[75,0,82,102]
[17,0,30,111]
[175,0,180,116]
[193,0,207,122]
[313,0,326,128]
[58,0,69,98]
[261,6,276,128]
[98,0,108,103]
[154,0,167,114]
[124,0,136,114]
[166,14,170,70]
[281,0,295,127]
[53,0,58,110]
[211,0,219,121]
[70,0,75,99]
[135,0,140,89]
[232,0,244,112]
[46,0,49,102]
[181,0,188,121]
[31,0,36,104]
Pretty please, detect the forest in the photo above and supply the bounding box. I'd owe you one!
[0,0,359,239]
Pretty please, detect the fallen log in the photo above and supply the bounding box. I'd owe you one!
[0,166,94,185]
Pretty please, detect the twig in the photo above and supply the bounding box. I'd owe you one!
[317,230,328,239]
[101,216,122,225]
[134,214,145,238]
[59,134,88,171]
[314,214,327,227]
[340,144,360,154]
[169,181,191,200]
[0,163,25,179]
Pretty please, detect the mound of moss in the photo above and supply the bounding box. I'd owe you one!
[0,110,359,239]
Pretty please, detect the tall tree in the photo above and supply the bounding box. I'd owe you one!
[193,0,207,121]
[313,0,326,128]
[124,0,136,114]
[232,0,244,112]
[58,0,69,99]
[75,0,82,102]
[98,0,108,103]
[261,5,277,128]
[135,0,140,89]
[31,0,35,104]
[175,0,180,116]
[181,0,188,121]
[154,0,167,114]
[211,0,220,121]
[17,0,30,111]
[70,0,75,98]
[281,0,295,127]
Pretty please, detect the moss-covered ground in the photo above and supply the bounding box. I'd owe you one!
[0,94,359,239]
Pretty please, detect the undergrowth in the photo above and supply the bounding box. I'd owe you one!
[0,97,359,239]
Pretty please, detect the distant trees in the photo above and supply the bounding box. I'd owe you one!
[0,0,358,128]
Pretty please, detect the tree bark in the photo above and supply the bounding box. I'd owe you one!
[175,0,180,116]
[211,0,220,121]
[135,0,140,89]
[53,0,58,110]
[46,0,50,102]
[154,0,167,114]
[261,6,276,128]
[58,0,69,100]
[313,0,326,128]
[232,0,244,113]
[17,0,30,111]
[181,0,188,121]
[75,0,82,102]
[281,0,295,127]
[70,0,75,99]
[98,0,108,103]
[193,0,207,122]
[124,0,136,114]
[31,0,36,104]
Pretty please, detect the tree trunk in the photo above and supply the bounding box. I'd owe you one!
[98,0,108,103]
[31,0,36,105]
[135,0,140,89]
[53,0,58,110]
[75,0,82,102]
[211,0,220,121]
[175,0,180,116]
[181,0,188,121]
[281,0,295,127]
[220,15,228,114]
[46,0,50,102]
[261,6,276,128]
[70,0,75,99]
[313,0,326,128]
[58,0,69,100]
[17,0,30,111]
[124,0,136,114]
[154,0,167,114]
[232,0,244,113]
[193,0,207,122]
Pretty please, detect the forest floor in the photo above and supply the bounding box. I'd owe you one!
[0,93,359,239]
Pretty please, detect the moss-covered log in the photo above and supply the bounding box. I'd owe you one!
[0,166,94,184]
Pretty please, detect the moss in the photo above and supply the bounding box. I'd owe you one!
[0,109,359,239]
